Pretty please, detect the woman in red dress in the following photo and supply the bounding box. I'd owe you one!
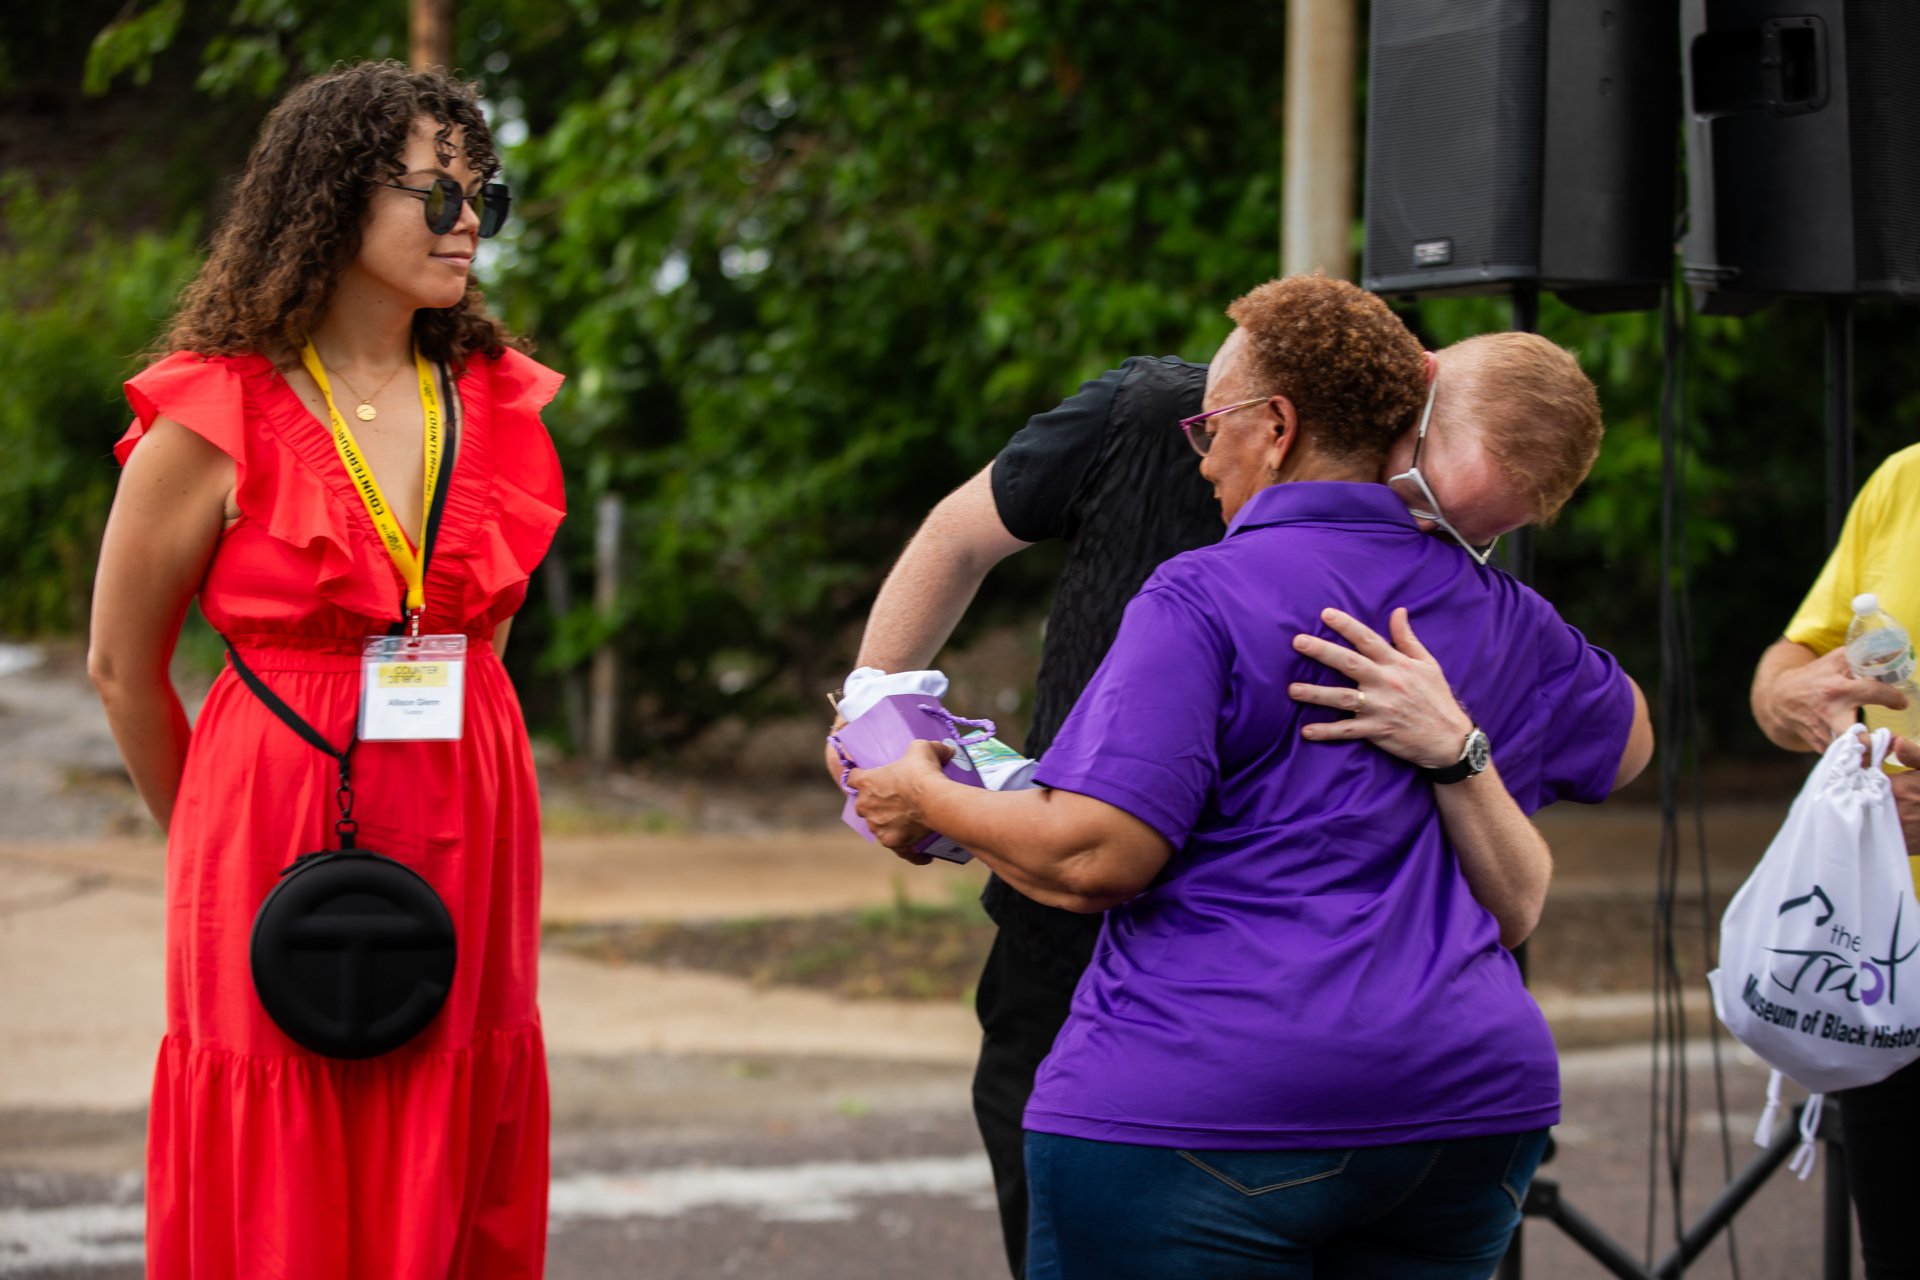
[88,62,562,1277]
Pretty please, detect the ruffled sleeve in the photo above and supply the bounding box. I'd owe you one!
[465,349,567,604]
[120,350,420,629]
[118,352,249,471]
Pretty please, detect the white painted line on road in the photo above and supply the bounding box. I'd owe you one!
[550,1153,995,1224]
[0,643,44,679]
[0,1154,995,1269]
[0,1202,144,1270]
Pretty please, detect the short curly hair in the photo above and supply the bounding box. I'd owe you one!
[1224,274,1426,468]
[158,60,521,367]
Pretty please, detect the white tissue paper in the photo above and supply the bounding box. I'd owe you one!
[837,667,949,722]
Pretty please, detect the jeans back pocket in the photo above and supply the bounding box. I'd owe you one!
[1177,1148,1353,1197]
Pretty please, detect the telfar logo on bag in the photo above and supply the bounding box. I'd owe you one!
[1744,886,1920,1048]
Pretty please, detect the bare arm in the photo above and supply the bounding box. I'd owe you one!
[1891,737,1920,857]
[825,463,1032,783]
[1750,637,1902,753]
[1614,678,1654,791]
[852,463,1032,673]
[849,742,1172,912]
[88,419,232,831]
[1289,606,1553,948]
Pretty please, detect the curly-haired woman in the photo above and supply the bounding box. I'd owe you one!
[851,275,1645,1279]
[89,62,562,1276]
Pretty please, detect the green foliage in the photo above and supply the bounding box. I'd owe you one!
[0,177,200,634]
[505,0,1287,741]
[83,0,402,100]
[28,0,1920,757]
[83,0,185,94]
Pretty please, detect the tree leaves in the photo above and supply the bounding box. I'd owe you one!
[26,0,1920,754]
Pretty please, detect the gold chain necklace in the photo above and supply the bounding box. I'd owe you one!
[314,350,409,421]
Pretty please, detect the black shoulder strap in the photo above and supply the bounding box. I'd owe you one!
[225,645,351,769]
[225,643,361,849]
[422,360,460,583]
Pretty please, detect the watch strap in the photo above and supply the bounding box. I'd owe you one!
[1418,727,1488,784]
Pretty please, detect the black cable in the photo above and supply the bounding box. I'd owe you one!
[1662,280,1747,1278]
[1674,274,1745,1280]
[1651,272,1689,1265]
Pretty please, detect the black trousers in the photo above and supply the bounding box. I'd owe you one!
[970,928,1094,1280]
[1838,1056,1920,1280]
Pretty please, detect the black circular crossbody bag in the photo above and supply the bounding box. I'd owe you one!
[229,643,458,1059]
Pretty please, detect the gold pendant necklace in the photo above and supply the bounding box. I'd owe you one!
[316,349,407,422]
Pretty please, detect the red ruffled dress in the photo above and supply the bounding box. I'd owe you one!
[116,349,566,1279]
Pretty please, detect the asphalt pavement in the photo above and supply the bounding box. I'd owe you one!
[0,647,1862,1278]
[0,822,1860,1280]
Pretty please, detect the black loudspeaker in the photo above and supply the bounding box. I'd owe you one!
[1681,1,1920,314]
[1363,0,1678,313]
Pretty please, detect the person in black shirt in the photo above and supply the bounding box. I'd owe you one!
[834,331,1642,1278]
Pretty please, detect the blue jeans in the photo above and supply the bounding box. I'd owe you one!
[1025,1128,1549,1280]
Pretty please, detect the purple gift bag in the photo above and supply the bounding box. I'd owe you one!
[830,694,991,864]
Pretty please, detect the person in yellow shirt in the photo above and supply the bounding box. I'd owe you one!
[1750,442,1920,1280]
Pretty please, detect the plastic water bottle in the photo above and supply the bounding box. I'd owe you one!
[1845,593,1920,738]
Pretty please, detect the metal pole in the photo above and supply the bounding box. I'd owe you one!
[588,493,623,768]
[1820,297,1856,1279]
[1821,1103,1852,1280]
[1282,0,1357,279]
[1501,286,1541,586]
[1523,1179,1655,1280]
[540,561,590,755]
[1650,1110,1804,1277]
[410,0,453,71]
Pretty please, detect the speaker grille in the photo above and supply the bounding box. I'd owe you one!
[1846,6,1920,298]
[1364,0,1546,295]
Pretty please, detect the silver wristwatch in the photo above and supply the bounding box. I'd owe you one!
[1419,726,1490,784]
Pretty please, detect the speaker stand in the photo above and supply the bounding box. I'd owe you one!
[1825,299,1854,544]
[1512,284,1541,335]
[1514,1104,1846,1280]
[1501,286,1541,585]
[1495,293,1859,1279]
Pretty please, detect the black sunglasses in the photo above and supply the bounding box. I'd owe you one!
[384,177,512,238]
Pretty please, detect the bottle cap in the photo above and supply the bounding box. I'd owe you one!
[1853,593,1879,615]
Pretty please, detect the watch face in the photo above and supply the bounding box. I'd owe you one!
[1465,729,1492,774]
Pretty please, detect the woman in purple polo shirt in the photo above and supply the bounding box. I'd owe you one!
[850,275,1645,1280]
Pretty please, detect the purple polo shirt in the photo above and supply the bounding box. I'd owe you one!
[1025,481,1632,1150]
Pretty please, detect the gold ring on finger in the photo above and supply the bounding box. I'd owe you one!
[1354,690,1366,713]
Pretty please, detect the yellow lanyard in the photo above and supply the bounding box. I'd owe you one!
[300,340,444,630]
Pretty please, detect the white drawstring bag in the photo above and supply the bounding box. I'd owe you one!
[1710,725,1920,1097]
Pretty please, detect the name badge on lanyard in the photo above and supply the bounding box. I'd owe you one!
[360,633,468,740]
[300,339,470,742]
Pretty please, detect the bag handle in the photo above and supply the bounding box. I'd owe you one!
[916,703,996,742]
[828,703,998,798]
[828,734,857,796]
[1866,725,1894,771]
